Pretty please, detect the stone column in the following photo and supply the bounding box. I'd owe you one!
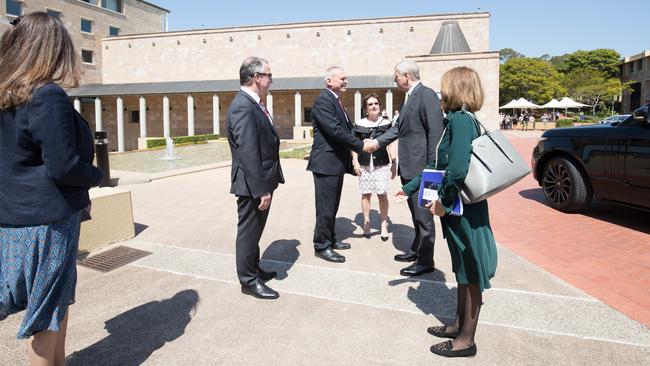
[266,93,274,117]
[139,96,147,138]
[163,95,170,138]
[212,94,220,135]
[94,97,103,131]
[74,98,81,113]
[294,92,302,127]
[116,96,125,152]
[187,94,195,136]
[354,90,361,122]
[385,90,393,118]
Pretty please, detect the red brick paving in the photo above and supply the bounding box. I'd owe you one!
[488,132,650,327]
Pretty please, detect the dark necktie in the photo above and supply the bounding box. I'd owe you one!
[260,101,273,125]
[337,98,349,122]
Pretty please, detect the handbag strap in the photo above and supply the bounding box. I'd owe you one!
[465,111,515,164]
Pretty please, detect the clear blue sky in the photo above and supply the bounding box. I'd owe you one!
[153,0,646,58]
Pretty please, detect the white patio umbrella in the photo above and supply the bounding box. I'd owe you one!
[557,97,590,109]
[499,99,519,109]
[541,99,564,121]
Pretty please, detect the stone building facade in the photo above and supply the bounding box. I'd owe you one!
[68,12,499,152]
[621,50,649,113]
[1,0,169,84]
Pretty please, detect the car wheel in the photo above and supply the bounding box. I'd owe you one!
[542,157,592,212]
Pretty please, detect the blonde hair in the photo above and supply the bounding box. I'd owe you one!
[440,67,484,113]
[0,12,80,110]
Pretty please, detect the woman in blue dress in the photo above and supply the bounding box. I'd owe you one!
[398,67,498,358]
[0,12,103,365]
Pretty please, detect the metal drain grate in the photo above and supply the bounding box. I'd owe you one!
[78,245,152,272]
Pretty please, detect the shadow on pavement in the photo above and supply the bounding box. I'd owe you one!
[519,188,650,234]
[388,276,456,325]
[134,222,149,236]
[261,239,301,280]
[66,289,199,366]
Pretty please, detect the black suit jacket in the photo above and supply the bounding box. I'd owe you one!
[307,89,364,176]
[376,83,444,179]
[0,83,102,225]
[227,90,284,198]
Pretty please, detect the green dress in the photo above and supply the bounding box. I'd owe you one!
[402,110,498,291]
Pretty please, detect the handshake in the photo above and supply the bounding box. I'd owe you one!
[362,139,379,153]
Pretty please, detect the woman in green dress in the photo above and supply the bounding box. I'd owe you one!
[397,66,498,358]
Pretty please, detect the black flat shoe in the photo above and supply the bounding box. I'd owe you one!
[315,248,345,263]
[394,253,417,262]
[430,340,477,358]
[258,269,277,282]
[241,279,279,300]
[427,325,459,339]
[400,263,435,276]
[331,241,351,250]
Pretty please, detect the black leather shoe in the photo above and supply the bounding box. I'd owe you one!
[400,263,435,276]
[241,280,279,299]
[430,340,477,358]
[427,325,459,339]
[332,241,351,250]
[315,248,345,263]
[394,253,417,262]
[258,269,277,282]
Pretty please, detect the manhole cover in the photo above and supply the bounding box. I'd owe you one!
[78,245,152,272]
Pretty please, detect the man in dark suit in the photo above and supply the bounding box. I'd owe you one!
[370,60,444,276]
[308,66,375,263]
[227,56,285,299]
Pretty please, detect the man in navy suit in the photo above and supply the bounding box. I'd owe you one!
[371,60,445,277]
[227,57,285,299]
[307,66,375,263]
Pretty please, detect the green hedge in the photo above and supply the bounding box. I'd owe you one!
[146,134,220,149]
[555,119,574,128]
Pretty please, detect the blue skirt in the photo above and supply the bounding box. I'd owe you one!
[0,211,81,339]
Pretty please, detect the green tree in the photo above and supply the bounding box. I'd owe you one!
[499,48,524,63]
[500,58,566,105]
[563,69,630,114]
[553,49,621,78]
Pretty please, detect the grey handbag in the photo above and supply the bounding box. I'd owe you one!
[436,112,531,204]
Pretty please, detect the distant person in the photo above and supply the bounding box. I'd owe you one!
[0,12,103,365]
[352,93,397,241]
[368,60,444,277]
[307,66,375,263]
[398,66,498,358]
[227,56,285,299]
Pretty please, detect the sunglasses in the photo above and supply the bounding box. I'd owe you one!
[9,16,22,26]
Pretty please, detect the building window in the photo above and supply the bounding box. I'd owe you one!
[6,0,22,16]
[47,9,62,18]
[130,111,140,123]
[304,107,313,123]
[81,18,93,33]
[80,0,98,4]
[628,62,634,74]
[109,26,120,36]
[81,49,94,64]
[637,59,643,72]
[101,0,122,13]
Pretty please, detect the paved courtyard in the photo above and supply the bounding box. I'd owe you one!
[1,133,649,365]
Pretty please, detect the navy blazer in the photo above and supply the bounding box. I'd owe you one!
[227,90,285,198]
[376,83,444,179]
[0,83,103,225]
[307,89,364,176]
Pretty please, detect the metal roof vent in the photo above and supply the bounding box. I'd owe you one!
[430,21,471,54]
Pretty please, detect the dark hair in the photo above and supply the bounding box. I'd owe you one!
[361,93,382,113]
[0,12,80,110]
[239,56,268,86]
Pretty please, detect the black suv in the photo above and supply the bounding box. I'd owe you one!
[532,105,650,212]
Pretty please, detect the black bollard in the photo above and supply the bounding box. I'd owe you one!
[94,131,111,187]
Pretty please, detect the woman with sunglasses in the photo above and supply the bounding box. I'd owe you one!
[351,93,397,240]
[0,12,102,365]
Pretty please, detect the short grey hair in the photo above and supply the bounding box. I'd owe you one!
[239,56,269,86]
[395,60,420,81]
[324,66,344,81]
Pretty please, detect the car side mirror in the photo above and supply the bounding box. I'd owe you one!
[633,107,649,123]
